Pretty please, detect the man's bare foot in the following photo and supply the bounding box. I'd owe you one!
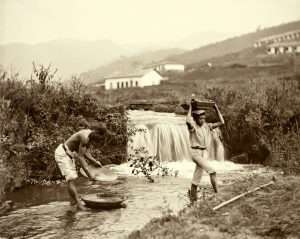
[76,202,87,211]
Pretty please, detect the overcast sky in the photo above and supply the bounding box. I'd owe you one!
[0,0,299,45]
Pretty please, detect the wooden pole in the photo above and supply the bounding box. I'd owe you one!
[213,179,275,211]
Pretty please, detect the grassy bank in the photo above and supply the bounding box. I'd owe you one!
[128,172,300,239]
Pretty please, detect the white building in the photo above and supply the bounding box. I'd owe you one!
[267,41,300,55]
[254,30,300,48]
[143,61,185,73]
[103,69,163,90]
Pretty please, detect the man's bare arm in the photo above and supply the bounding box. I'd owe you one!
[84,150,102,167]
[210,104,225,129]
[186,102,195,131]
[78,143,95,180]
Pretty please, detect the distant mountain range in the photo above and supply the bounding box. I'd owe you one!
[0,30,240,80]
[0,39,149,79]
[0,31,224,80]
[1,19,299,82]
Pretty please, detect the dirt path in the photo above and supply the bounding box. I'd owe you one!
[128,167,300,239]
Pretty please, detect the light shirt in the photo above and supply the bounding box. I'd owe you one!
[186,116,212,149]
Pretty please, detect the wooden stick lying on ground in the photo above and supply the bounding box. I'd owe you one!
[213,177,276,211]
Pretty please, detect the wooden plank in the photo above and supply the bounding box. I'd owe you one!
[213,179,275,211]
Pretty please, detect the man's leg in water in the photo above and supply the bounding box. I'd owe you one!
[189,164,203,203]
[67,180,85,209]
[189,183,198,203]
[209,172,218,193]
[191,149,218,196]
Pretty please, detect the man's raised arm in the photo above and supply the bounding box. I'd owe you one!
[186,102,196,132]
[210,104,225,129]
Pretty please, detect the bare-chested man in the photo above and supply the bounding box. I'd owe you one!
[186,97,225,203]
[54,123,111,210]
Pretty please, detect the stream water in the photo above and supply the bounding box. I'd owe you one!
[0,110,248,239]
[0,176,192,239]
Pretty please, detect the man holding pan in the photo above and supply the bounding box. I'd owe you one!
[54,123,114,210]
[186,96,225,203]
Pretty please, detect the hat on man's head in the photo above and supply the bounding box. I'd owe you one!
[192,109,206,116]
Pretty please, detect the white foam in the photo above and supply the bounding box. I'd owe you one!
[113,160,243,179]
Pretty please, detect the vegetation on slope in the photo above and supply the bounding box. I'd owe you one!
[168,20,300,65]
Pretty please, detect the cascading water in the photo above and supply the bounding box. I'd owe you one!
[151,123,191,161]
[127,110,225,163]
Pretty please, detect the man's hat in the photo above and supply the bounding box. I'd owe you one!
[192,109,206,116]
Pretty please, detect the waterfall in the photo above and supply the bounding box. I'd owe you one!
[208,128,225,162]
[127,110,225,162]
[151,123,191,161]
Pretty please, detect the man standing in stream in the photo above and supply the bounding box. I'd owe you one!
[54,123,112,210]
[186,95,225,203]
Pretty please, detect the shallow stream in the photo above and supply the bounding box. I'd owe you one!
[0,110,255,238]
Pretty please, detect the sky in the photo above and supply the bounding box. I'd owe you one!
[0,0,300,45]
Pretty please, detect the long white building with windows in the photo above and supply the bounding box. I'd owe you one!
[103,69,163,90]
[143,61,185,73]
[254,30,300,48]
[267,41,300,55]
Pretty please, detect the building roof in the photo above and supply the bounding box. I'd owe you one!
[143,61,184,69]
[104,74,143,80]
[103,69,162,81]
[257,29,300,43]
[268,40,300,48]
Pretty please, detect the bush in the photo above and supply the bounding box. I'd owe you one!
[0,64,127,183]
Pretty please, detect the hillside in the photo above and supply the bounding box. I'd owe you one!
[81,48,185,84]
[82,20,300,85]
[0,39,144,79]
[168,20,300,65]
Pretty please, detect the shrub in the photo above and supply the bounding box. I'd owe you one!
[0,64,127,183]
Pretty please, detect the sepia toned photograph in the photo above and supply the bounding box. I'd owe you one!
[0,1,300,238]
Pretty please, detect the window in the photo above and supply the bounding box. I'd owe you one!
[121,82,124,88]
[135,81,138,87]
[130,80,133,87]
[110,82,113,89]
[117,82,120,89]
[126,81,128,88]
[284,47,289,53]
